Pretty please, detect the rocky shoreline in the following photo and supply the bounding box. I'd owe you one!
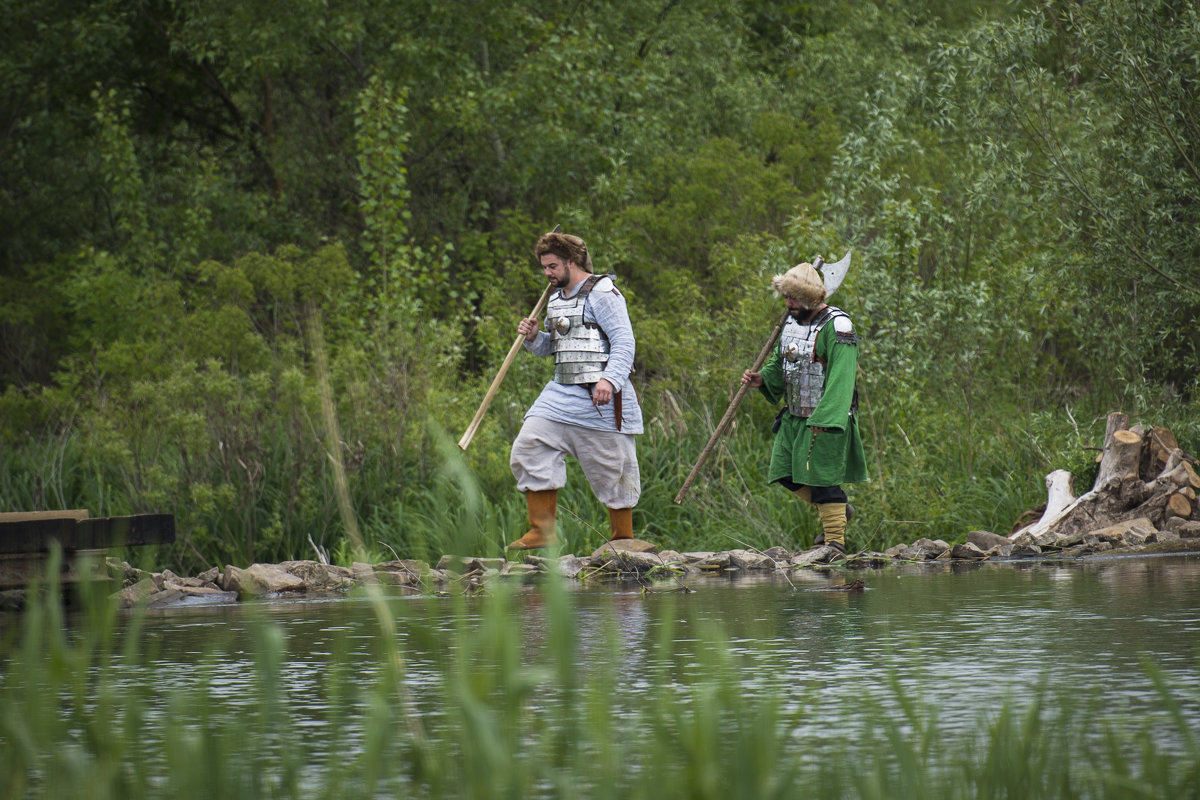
[100,517,1200,608]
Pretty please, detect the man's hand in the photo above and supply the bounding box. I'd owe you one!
[741,370,763,388]
[517,317,539,342]
[591,378,615,405]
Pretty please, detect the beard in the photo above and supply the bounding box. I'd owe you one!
[789,304,819,322]
[553,272,571,288]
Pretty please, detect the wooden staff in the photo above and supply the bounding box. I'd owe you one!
[674,309,790,503]
[458,283,554,451]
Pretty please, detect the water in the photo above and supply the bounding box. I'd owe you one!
[14,553,1200,793]
[122,555,1200,743]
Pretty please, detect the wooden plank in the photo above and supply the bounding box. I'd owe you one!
[81,514,175,548]
[0,514,175,554]
[0,509,90,522]
[0,518,79,554]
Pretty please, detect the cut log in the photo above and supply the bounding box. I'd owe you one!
[1143,426,1180,481]
[1183,462,1200,491]
[1101,411,1130,447]
[1167,493,1192,520]
[1095,429,1142,490]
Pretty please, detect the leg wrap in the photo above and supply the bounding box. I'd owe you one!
[817,502,847,549]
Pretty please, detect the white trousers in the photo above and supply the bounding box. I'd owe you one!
[510,416,641,508]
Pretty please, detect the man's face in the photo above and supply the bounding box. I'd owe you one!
[541,254,574,288]
[786,296,808,320]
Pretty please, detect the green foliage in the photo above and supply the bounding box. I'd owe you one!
[3,0,1199,567]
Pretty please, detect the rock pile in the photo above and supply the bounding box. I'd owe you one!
[103,520,1200,608]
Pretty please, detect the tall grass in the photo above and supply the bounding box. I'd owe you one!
[4,347,1199,573]
[3,553,1198,799]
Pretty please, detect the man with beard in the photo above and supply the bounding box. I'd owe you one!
[507,229,643,550]
[741,261,867,555]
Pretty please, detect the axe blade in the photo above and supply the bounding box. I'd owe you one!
[820,250,852,299]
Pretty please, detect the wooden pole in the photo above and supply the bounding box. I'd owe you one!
[674,308,791,503]
[458,283,554,450]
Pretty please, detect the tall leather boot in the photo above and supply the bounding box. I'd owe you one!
[817,502,848,555]
[508,489,558,550]
[608,507,634,541]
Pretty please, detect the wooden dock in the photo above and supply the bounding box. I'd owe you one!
[0,510,175,589]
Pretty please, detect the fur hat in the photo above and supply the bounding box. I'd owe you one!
[771,262,826,309]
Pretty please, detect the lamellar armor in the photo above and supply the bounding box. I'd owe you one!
[547,275,611,385]
[779,306,857,417]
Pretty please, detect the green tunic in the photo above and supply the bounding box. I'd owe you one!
[758,319,868,487]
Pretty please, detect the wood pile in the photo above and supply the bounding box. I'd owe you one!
[1011,411,1200,549]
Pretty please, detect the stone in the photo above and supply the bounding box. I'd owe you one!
[1056,531,1085,548]
[967,530,1010,550]
[1086,517,1156,547]
[727,549,777,571]
[436,554,473,572]
[900,538,950,561]
[114,578,156,606]
[885,544,907,558]
[589,539,659,558]
[657,549,686,565]
[555,556,587,578]
[683,552,730,570]
[350,562,378,583]
[466,558,507,573]
[147,587,186,607]
[1033,531,1063,549]
[1011,531,1038,548]
[790,546,844,566]
[984,544,1014,558]
[371,570,417,586]
[222,563,306,597]
[951,542,988,560]
[761,546,790,561]
[1171,520,1200,539]
[197,566,222,584]
[589,549,664,574]
[1009,542,1042,557]
[282,560,355,590]
[846,552,893,568]
[162,582,238,604]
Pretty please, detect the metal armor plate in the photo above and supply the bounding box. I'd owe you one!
[548,280,610,385]
[779,307,845,417]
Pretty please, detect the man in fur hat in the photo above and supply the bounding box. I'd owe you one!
[507,230,643,550]
[741,262,867,555]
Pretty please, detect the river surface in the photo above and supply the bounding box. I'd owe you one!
[129,555,1200,728]
[23,553,1200,790]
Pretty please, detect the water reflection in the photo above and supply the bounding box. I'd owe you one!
[85,555,1200,771]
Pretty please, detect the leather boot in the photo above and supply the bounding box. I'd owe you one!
[817,502,848,554]
[508,489,558,550]
[608,507,634,541]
